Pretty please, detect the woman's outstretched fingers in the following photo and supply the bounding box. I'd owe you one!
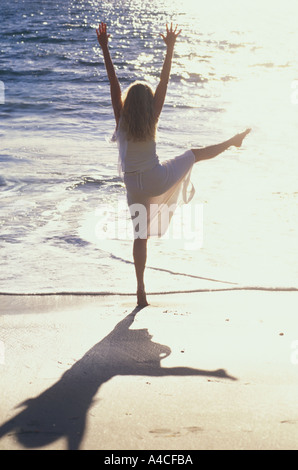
[160,23,182,46]
[96,21,110,47]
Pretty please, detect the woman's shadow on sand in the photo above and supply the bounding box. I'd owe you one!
[0,307,236,450]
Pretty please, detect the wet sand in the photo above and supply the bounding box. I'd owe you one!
[0,290,298,450]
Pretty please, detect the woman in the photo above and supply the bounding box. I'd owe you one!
[96,22,250,307]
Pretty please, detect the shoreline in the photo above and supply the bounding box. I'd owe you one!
[1,284,298,296]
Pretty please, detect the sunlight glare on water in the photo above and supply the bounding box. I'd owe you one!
[1,0,298,292]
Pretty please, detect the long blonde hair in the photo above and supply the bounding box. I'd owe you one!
[120,81,157,142]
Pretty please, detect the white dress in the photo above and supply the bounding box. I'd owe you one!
[116,126,195,239]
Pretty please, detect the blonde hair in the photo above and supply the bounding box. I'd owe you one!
[120,81,157,142]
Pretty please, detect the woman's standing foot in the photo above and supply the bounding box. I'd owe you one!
[137,287,148,307]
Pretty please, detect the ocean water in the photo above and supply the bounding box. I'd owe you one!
[1,0,298,294]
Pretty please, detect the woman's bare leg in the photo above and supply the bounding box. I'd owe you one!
[133,238,148,306]
[192,128,251,163]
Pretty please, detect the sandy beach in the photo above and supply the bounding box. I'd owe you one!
[1,0,298,454]
[1,289,298,450]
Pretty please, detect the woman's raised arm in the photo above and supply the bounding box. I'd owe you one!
[153,24,182,121]
[96,22,122,127]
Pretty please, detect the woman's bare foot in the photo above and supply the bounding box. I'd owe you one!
[137,287,148,307]
[232,128,251,147]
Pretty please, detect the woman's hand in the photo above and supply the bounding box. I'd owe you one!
[96,22,110,48]
[160,23,182,48]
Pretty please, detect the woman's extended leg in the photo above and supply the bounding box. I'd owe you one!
[192,128,251,163]
[133,238,148,306]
